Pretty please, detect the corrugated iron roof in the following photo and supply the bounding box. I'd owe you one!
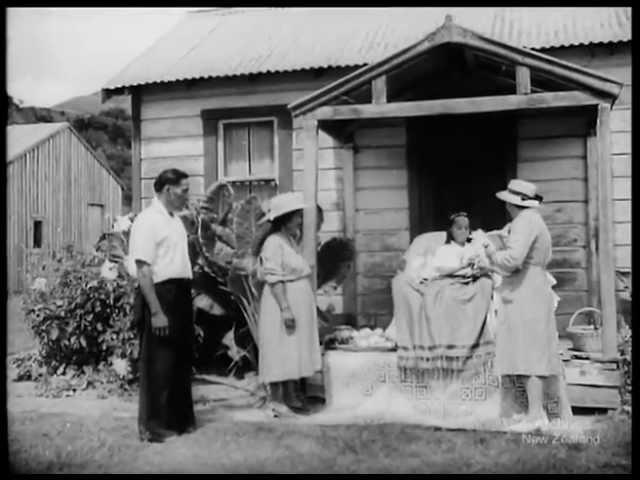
[104,7,631,90]
[6,122,127,190]
[7,122,69,162]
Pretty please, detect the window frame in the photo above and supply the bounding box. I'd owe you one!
[216,116,279,183]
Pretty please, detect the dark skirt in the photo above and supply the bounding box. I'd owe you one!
[135,278,196,440]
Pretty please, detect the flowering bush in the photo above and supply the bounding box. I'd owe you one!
[15,248,139,395]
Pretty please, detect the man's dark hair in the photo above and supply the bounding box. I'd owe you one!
[153,169,189,193]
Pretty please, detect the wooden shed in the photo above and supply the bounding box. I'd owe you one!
[102,7,631,354]
[6,122,125,292]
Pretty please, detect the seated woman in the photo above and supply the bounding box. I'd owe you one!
[392,212,496,385]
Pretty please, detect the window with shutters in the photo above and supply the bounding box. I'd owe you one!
[217,117,278,202]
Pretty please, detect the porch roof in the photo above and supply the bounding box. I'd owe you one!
[288,16,624,117]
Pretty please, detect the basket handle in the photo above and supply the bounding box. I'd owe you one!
[568,307,602,330]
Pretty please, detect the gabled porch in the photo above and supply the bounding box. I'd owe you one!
[288,16,623,369]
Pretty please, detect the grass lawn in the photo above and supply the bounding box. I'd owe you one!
[8,403,631,474]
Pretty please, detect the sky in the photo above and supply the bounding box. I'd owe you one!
[7,7,200,107]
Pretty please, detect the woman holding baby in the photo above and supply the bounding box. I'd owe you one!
[483,179,572,430]
[392,178,571,430]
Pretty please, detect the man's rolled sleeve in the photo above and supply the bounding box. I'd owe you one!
[129,214,157,267]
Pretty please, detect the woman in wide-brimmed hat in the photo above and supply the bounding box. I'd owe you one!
[483,179,572,431]
[254,192,322,416]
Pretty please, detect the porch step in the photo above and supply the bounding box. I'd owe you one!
[560,337,622,410]
[567,385,621,409]
[559,336,620,363]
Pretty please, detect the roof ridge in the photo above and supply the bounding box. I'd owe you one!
[191,7,279,16]
[7,122,127,190]
[7,122,70,163]
[102,7,631,92]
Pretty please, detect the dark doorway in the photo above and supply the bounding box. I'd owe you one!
[407,113,517,238]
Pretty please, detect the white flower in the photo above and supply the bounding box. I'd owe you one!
[111,357,130,378]
[112,215,133,233]
[100,260,118,280]
[31,277,47,291]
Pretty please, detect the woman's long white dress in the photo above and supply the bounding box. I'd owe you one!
[257,232,322,383]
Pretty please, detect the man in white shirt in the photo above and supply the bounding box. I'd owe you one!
[129,168,195,443]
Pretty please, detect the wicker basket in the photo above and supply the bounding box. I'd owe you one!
[566,307,602,353]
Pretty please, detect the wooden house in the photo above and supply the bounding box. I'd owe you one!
[102,7,631,361]
[6,122,125,292]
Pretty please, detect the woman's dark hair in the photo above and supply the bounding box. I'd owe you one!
[445,211,472,244]
[317,237,355,288]
[154,168,189,193]
[252,209,303,257]
[271,209,301,233]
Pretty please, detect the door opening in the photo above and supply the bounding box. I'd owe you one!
[87,203,105,251]
[407,113,517,238]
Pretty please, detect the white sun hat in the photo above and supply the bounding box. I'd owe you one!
[496,179,543,208]
[259,191,308,223]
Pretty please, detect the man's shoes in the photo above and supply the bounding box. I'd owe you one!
[139,426,179,443]
[183,425,197,434]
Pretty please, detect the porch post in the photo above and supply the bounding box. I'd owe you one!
[372,76,387,104]
[596,103,617,359]
[302,117,319,292]
[515,66,531,95]
[586,135,600,310]
[342,144,357,317]
[131,88,141,213]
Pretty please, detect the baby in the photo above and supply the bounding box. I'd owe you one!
[419,213,494,282]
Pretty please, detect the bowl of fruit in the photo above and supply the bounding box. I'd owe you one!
[335,327,396,352]
[323,325,355,349]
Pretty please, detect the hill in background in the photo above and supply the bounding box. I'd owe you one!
[53,91,131,116]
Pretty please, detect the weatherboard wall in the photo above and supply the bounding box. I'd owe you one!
[136,69,356,208]
[7,127,123,292]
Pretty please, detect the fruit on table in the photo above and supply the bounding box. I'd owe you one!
[325,325,396,349]
[351,327,395,348]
